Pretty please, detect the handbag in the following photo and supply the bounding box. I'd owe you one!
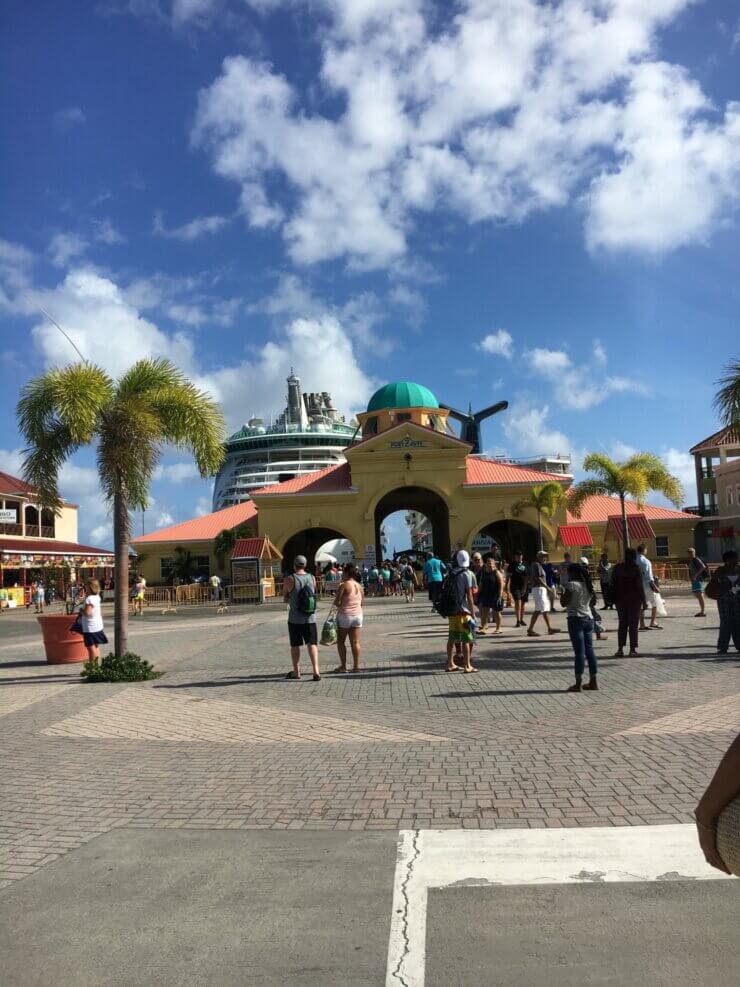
[320,608,338,647]
[70,614,84,635]
[716,795,740,876]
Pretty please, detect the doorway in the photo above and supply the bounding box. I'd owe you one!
[374,487,450,565]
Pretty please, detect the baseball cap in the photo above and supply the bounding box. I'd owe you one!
[455,549,470,568]
[294,555,307,568]
[580,557,590,566]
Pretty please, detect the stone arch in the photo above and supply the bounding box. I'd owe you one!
[279,525,358,574]
[466,518,542,563]
[374,485,450,564]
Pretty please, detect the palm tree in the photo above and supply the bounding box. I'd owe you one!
[569,452,683,551]
[714,359,740,428]
[17,359,225,656]
[511,481,567,551]
[168,546,199,584]
[214,521,255,570]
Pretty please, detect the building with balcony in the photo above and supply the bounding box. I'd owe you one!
[688,426,740,560]
[0,470,113,603]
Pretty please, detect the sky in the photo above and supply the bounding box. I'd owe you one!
[1,0,739,551]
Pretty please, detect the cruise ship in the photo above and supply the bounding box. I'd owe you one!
[212,371,357,510]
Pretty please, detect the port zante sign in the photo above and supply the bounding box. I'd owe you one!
[389,436,427,450]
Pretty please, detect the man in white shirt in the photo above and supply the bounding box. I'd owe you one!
[636,543,661,630]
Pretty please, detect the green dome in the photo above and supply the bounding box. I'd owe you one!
[367,381,439,413]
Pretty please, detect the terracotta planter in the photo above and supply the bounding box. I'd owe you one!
[37,614,88,664]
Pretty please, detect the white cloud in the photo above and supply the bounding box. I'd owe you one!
[194,496,212,517]
[153,211,230,241]
[0,447,25,477]
[502,403,573,460]
[155,511,175,527]
[156,462,200,483]
[593,339,607,365]
[524,346,650,411]
[660,447,694,503]
[48,232,88,268]
[89,523,113,546]
[93,218,126,245]
[479,329,513,360]
[53,107,86,131]
[190,1,740,268]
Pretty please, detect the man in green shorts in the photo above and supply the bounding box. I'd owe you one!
[446,550,477,674]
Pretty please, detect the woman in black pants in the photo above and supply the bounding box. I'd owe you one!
[611,547,647,657]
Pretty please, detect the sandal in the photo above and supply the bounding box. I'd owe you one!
[313,673,321,681]
[285,671,299,679]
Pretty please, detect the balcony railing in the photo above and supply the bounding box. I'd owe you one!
[40,526,55,538]
[0,523,23,536]
[683,505,719,517]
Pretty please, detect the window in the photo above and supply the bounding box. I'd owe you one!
[160,557,173,579]
[655,535,669,558]
[736,483,740,506]
[195,556,210,581]
[364,416,378,436]
[395,413,411,423]
[727,485,735,507]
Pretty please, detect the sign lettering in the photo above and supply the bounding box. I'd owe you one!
[389,436,426,449]
[0,509,17,523]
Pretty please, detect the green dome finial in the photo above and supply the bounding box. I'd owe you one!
[367,381,439,413]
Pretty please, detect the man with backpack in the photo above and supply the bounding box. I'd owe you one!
[437,549,477,673]
[283,555,321,681]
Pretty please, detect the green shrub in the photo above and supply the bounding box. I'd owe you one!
[82,652,161,682]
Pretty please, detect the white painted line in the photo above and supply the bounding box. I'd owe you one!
[386,825,734,987]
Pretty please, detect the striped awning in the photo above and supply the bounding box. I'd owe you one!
[557,524,593,547]
[606,513,656,541]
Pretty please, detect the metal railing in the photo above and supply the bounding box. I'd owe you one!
[130,580,287,614]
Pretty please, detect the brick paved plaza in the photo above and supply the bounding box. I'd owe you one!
[1,592,738,894]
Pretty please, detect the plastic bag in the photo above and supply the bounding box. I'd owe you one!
[320,613,338,646]
[655,593,668,618]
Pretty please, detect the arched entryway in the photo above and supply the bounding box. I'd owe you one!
[280,527,356,574]
[474,519,539,563]
[374,487,450,564]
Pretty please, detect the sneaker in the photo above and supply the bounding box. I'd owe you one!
[584,679,599,691]
[567,682,582,692]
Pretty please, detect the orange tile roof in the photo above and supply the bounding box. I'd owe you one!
[252,463,353,495]
[0,538,113,557]
[689,425,740,454]
[464,458,571,486]
[0,470,37,497]
[131,500,258,545]
[566,493,698,523]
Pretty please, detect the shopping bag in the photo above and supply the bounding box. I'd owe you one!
[655,593,668,618]
[320,611,338,646]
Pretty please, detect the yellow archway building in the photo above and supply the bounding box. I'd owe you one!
[251,380,698,569]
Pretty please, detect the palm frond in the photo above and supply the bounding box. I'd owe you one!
[146,383,226,476]
[533,480,567,518]
[17,364,112,446]
[713,359,740,428]
[116,358,188,398]
[581,453,621,491]
[567,478,609,518]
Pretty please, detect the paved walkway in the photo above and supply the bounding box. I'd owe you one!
[1,594,737,890]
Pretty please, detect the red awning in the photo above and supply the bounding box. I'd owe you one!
[606,514,656,541]
[557,524,593,547]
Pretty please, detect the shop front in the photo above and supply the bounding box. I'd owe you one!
[0,539,114,611]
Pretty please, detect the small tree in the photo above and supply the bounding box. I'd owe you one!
[168,546,199,584]
[569,452,683,552]
[214,521,255,570]
[714,359,740,428]
[511,481,567,551]
[17,359,225,656]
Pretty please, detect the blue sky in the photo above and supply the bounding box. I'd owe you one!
[1,0,739,549]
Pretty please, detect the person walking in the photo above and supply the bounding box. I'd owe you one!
[612,547,647,657]
[506,550,529,627]
[423,552,446,607]
[209,572,222,603]
[579,557,607,641]
[401,558,416,602]
[445,550,477,673]
[637,543,662,630]
[132,574,146,616]
[527,551,560,636]
[283,555,321,681]
[478,556,504,634]
[332,563,365,673]
[598,552,614,610]
[80,578,108,663]
[561,563,598,692]
[687,547,708,617]
[706,550,740,654]
[34,579,45,614]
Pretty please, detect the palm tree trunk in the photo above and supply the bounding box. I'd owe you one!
[537,510,543,552]
[620,495,629,555]
[113,490,129,657]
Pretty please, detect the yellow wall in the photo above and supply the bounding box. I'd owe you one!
[54,504,78,542]
[252,423,696,564]
[131,540,228,586]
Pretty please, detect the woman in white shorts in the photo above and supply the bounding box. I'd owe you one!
[332,564,364,673]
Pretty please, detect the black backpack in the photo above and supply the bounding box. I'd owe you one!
[434,569,467,617]
[295,575,317,616]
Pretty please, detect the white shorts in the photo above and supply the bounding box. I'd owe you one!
[644,586,657,608]
[337,613,363,630]
[531,586,551,613]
